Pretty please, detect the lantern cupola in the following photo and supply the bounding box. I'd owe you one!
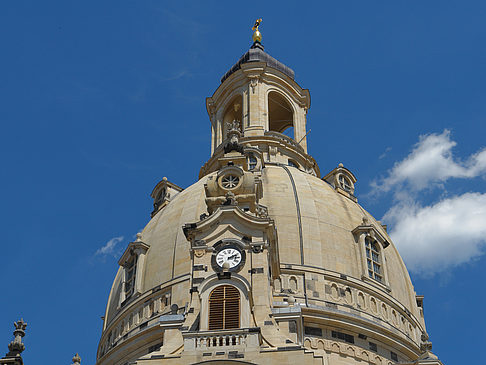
[202,19,317,178]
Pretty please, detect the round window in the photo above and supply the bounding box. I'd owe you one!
[221,175,240,189]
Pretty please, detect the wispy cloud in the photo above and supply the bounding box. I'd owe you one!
[160,70,192,82]
[379,147,392,159]
[95,236,125,258]
[372,130,486,276]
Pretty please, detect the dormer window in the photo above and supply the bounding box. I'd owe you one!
[124,255,137,298]
[365,237,382,283]
[339,174,352,192]
[323,163,357,201]
[150,178,183,217]
[154,188,166,211]
[352,219,390,289]
[118,234,150,308]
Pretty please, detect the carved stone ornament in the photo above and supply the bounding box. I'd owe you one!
[249,75,259,94]
[71,353,82,365]
[418,332,439,360]
[6,318,27,357]
[251,243,264,254]
[256,204,268,218]
[224,120,244,154]
[194,249,205,258]
[223,191,238,206]
[207,100,216,117]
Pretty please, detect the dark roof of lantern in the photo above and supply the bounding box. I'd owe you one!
[220,42,295,83]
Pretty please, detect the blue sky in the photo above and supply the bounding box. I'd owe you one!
[1,2,485,364]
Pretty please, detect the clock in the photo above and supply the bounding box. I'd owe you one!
[211,243,246,272]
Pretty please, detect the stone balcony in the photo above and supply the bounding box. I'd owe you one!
[182,327,261,353]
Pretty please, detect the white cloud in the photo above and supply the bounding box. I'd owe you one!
[372,129,486,276]
[385,193,486,275]
[95,236,125,257]
[373,130,486,193]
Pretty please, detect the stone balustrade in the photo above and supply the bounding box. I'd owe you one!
[98,289,171,359]
[264,131,305,153]
[182,328,260,352]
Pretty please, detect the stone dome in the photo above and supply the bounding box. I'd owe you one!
[105,166,419,321]
[96,38,440,365]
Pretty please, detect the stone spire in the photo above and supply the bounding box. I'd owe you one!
[1,318,27,365]
[7,319,27,357]
[71,353,81,365]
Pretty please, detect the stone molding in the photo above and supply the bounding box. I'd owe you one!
[303,337,396,365]
[97,274,190,361]
[275,266,424,351]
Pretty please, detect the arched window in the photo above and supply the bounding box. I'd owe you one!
[365,237,382,283]
[248,154,257,170]
[339,174,352,192]
[268,91,294,136]
[208,285,240,330]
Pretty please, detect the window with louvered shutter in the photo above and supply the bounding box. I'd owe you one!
[208,285,240,330]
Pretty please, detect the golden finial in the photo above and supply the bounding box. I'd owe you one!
[252,18,263,43]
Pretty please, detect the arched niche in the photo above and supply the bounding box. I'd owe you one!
[199,276,251,331]
[222,95,243,139]
[268,91,294,137]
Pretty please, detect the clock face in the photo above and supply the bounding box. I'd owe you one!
[216,247,242,268]
[211,243,246,273]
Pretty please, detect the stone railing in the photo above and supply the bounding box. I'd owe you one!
[98,290,171,359]
[264,131,305,154]
[183,328,260,351]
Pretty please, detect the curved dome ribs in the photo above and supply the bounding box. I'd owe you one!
[96,38,442,365]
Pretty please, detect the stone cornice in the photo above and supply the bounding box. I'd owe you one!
[183,205,276,243]
[199,135,320,179]
[352,221,390,249]
[118,239,150,266]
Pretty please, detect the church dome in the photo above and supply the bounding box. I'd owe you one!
[96,23,441,365]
